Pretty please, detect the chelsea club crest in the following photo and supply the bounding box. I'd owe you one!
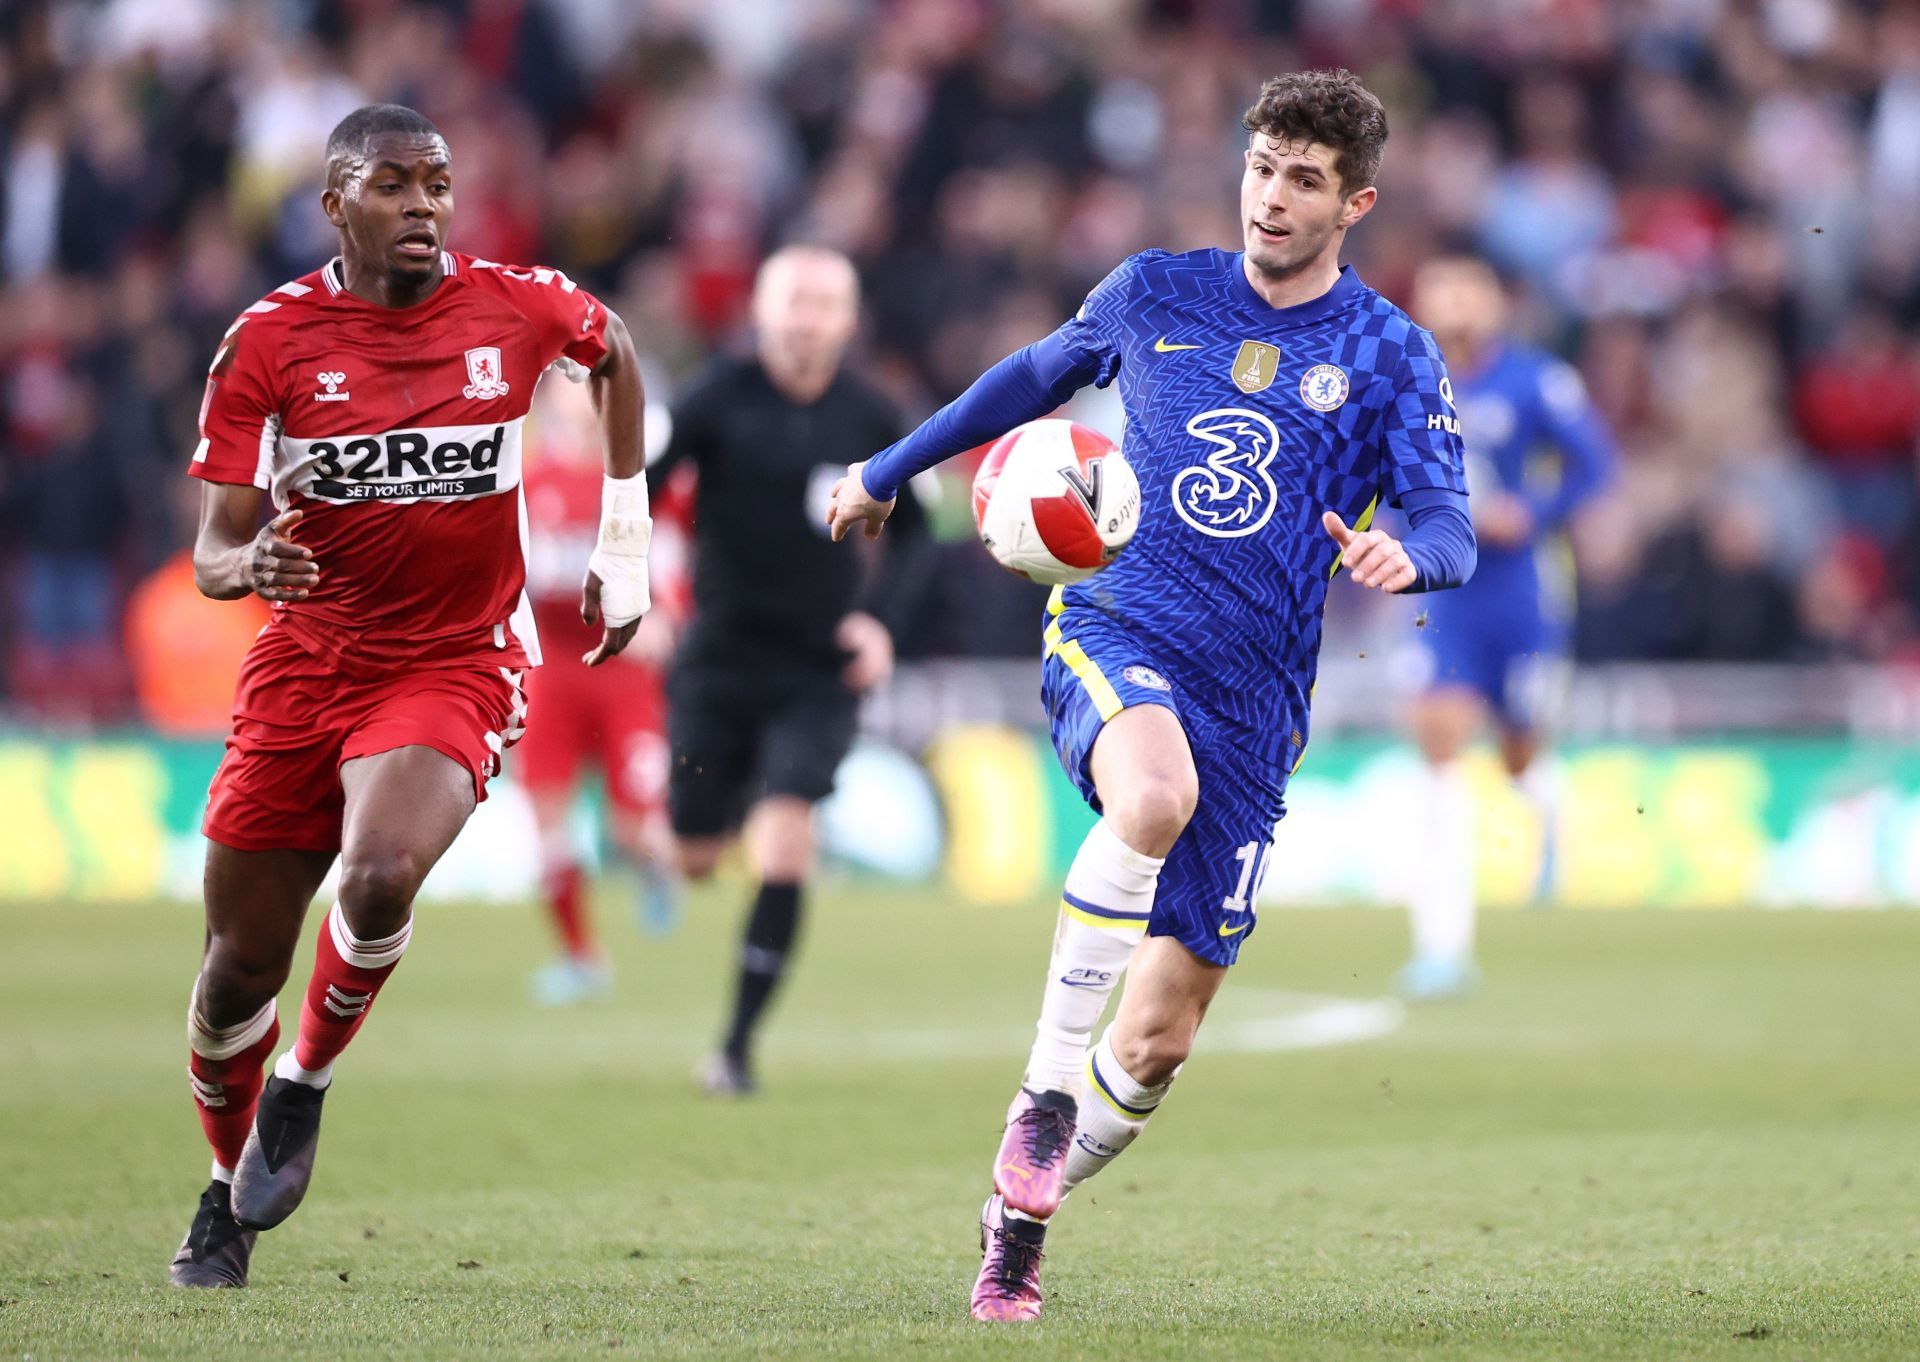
[1299,363,1348,413]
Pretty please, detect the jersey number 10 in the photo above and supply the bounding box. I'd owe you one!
[1222,838,1274,916]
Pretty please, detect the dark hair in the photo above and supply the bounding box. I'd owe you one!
[325,104,445,182]
[1242,69,1388,193]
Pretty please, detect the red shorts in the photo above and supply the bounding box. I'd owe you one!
[203,620,527,853]
[513,650,667,818]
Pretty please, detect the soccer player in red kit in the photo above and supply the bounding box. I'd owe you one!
[169,105,653,1288]
[517,378,692,1003]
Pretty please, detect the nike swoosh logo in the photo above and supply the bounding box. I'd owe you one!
[998,1163,1032,1182]
[1218,920,1251,938]
[1154,337,1202,352]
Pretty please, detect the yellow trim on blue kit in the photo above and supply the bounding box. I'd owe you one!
[1041,584,1123,721]
[1329,494,1381,578]
[1086,1050,1157,1120]
[1056,640,1124,721]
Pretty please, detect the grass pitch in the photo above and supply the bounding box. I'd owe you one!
[1,885,1915,1360]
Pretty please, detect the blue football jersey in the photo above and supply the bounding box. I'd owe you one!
[1442,340,1615,613]
[1053,248,1466,774]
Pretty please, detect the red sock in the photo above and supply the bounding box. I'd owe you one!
[187,994,280,1172]
[292,903,412,1074]
[544,862,595,959]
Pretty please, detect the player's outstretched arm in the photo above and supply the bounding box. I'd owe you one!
[825,461,896,542]
[1323,488,1476,595]
[1528,363,1619,534]
[827,333,1107,543]
[581,309,650,666]
[1323,511,1417,593]
[192,483,317,603]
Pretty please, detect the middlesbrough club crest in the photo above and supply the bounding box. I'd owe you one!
[462,347,510,401]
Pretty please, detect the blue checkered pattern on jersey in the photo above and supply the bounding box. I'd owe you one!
[1053,248,1466,778]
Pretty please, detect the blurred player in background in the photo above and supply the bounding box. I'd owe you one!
[829,71,1475,1321]
[1397,256,1616,1000]
[170,105,650,1288]
[516,379,692,1005]
[651,245,931,1096]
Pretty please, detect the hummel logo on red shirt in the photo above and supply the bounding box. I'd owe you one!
[314,370,349,402]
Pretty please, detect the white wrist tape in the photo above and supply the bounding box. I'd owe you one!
[586,473,652,628]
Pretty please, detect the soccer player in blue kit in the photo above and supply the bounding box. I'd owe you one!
[827,70,1477,1321]
[1396,256,1616,1000]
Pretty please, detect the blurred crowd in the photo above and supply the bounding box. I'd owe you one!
[6,0,1920,725]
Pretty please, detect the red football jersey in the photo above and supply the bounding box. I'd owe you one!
[522,452,692,655]
[189,252,611,676]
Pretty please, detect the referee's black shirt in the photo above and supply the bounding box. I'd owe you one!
[649,355,930,675]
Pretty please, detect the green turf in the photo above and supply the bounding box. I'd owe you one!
[1,885,1915,1360]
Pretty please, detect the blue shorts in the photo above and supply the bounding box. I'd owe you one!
[1417,594,1567,732]
[1042,605,1286,967]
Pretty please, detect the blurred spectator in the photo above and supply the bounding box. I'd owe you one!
[125,554,271,735]
[7,0,1920,722]
[1792,308,1920,540]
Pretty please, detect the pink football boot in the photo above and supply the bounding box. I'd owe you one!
[992,1087,1077,1218]
[971,1193,1046,1322]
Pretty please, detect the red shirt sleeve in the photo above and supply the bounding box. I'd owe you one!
[189,319,281,487]
[542,271,611,380]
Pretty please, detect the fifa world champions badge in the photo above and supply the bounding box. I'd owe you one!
[462,346,510,401]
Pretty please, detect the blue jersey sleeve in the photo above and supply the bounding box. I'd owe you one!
[1050,253,1148,387]
[1381,324,1469,506]
[1399,487,1476,593]
[1525,360,1616,533]
[859,255,1149,502]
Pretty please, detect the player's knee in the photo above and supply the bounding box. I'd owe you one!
[750,809,814,882]
[675,838,726,882]
[1111,1025,1192,1087]
[201,935,293,1012]
[337,845,426,929]
[1104,771,1197,856]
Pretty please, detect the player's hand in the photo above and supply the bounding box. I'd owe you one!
[826,461,896,542]
[1476,493,1534,548]
[581,568,642,666]
[243,509,320,603]
[1322,510,1417,593]
[837,611,894,692]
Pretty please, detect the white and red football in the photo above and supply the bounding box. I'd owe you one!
[971,419,1140,586]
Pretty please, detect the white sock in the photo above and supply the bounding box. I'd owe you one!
[1060,1028,1174,1195]
[1023,821,1161,1094]
[1409,758,1475,965]
[1515,754,1561,899]
[210,1161,233,1185]
[273,1050,333,1090]
[186,981,276,1061]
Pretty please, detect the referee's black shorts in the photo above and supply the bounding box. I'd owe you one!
[665,661,858,839]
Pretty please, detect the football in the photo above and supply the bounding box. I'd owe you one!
[971,419,1141,585]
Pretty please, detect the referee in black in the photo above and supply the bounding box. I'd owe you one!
[650,244,930,1095]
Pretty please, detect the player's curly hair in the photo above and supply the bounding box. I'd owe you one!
[325,104,445,184]
[1242,70,1388,194]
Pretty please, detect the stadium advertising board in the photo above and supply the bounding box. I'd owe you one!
[3,732,1915,909]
